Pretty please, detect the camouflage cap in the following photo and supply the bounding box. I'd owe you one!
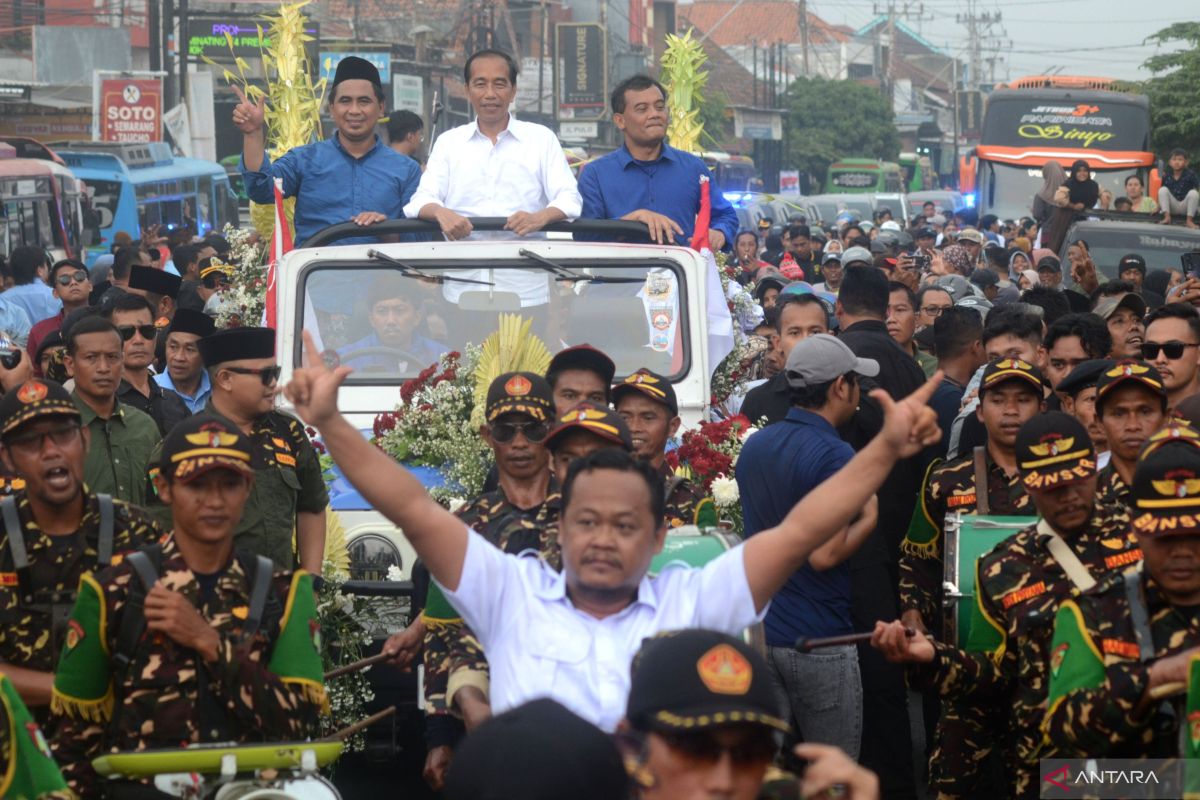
[1132,423,1200,536]
[158,413,255,483]
[485,372,554,423]
[1015,411,1097,491]
[0,379,80,438]
[544,401,633,452]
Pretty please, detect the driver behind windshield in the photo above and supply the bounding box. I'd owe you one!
[337,275,446,372]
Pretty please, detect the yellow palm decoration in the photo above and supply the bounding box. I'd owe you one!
[661,28,709,154]
[323,506,351,578]
[471,315,553,426]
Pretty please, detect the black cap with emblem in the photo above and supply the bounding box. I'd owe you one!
[485,372,554,423]
[1095,359,1166,412]
[979,358,1047,397]
[612,368,679,416]
[0,379,80,439]
[1015,411,1097,491]
[544,401,633,452]
[1132,421,1200,536]
[625,629,789,734]
[157,413,255,483]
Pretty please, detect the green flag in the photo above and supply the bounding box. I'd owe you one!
[1184,654,1200,797]
[50,573,113,723]
[0,672,70,799]
[900,459,943,557]
[267,571,328,713]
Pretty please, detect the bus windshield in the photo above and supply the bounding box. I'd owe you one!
[981,95,1150,152]
[983,163,1138,220]
[298,261,689,383]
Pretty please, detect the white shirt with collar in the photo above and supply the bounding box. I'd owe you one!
[439,527,764,732]
[402,115,582,222]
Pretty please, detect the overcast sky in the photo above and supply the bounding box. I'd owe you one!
[811,0,1195,83]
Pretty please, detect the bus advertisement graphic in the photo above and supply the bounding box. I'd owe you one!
[100,78,162,143]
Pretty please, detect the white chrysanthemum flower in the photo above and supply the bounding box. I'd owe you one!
[711,475,739,508]
[386,565,404,582]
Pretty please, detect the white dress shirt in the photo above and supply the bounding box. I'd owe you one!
[439,528,764,732]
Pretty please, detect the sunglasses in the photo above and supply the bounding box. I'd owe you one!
[225,365,282,386]
[202,274,231,289]
[1141,341,1200,360]
[117,324,158,342]
[490,420,549,443]
[656,729,777,765]
[55,270,89,286]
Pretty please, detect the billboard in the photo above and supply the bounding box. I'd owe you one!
[99,78,163,143]
[320,52,392,85]
[186,18,320,62]
[556,23,607,120]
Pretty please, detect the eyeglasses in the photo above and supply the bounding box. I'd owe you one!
[1141,341,1200,360]
[116,324,158,342]
[225,365,282,386]
[921,305,951,317]
[490,420,549,443]
[6,423,82,454]
[55,270,89,286]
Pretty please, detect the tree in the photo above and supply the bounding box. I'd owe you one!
[698,89,729,150]
[1142,22,1200,160]
[782,78,900,191]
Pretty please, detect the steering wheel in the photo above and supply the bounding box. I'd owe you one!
[329,346,431,371]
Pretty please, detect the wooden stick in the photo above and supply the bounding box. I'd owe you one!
[795,627,914,652]
[322,706,397,742]
[324,652,389,680]
[1150,681,1186,700]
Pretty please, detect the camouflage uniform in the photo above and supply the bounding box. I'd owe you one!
[48,534,326,796]
[1095,462,1132,514]
[661,463,708,530]
[422,488,562,717]
[0,490,161,675]
[897,449,1031,798]
[913,514,1142,797]
[1044,569,1198,758]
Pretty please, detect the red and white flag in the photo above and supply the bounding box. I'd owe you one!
[264,177,292,330]
[692,176,736,372]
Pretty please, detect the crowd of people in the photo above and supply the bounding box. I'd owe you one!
[2,41,1200,800]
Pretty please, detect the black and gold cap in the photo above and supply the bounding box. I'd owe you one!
[1096,360,1166,408]
[158,414,255,483]
[626,630,789,735]
[485,372,554,424]
[1015,411,1097,491]
[199,257,234,281]
[1132,425,1200,536]
[0,379,80,438]
[612,368,678,416]
[544,401,633,452]
[979,358,1046,397]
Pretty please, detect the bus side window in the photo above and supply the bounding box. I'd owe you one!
[197,175,213,233]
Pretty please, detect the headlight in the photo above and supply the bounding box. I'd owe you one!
[347,533,402,581]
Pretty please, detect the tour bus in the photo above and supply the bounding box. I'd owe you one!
[963,76,1156,220]
[825,158,905,194]
[48,141,240,265]
[701,152,759,193]
[0,139,91,263]
[899,152,935,193]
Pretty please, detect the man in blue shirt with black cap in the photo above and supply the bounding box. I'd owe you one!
[234,55,421,244]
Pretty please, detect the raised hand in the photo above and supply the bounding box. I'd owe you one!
[870,370,943,459]
[284,331,352,428]
[231,85,266,135]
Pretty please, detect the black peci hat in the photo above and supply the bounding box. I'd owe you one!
[1056,359,1114,399]
[199,327,275,368]
[128,265,182,299]
[167,308,216,339]
[332,55,382,89]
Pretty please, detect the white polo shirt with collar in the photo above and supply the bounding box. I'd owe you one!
[439,527,764,732]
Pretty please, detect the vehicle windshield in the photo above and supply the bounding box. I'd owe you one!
[807,196,875,224]
[985,162,1139,220]
[298,260,688,382]
[1066,226,1200,280]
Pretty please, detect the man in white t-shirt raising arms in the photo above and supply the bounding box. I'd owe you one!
[287,331,942,731]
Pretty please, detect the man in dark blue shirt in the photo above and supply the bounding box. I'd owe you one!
[578,75,737,249]
[235,56,421,244]
[736,333,880,761]
[336,274,445,374]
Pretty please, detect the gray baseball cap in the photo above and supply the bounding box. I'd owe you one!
[936,274,974,303]
[841,246,874,267]
[785,333,880,388]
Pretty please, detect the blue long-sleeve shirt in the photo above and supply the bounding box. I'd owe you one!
[577,143,738,249]
[240,134,421,245]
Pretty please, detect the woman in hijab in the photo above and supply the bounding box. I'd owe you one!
[1008,249,1032,279]
[1018,269,1040,291]
[1035,161,1076,254]
[1064,159,1100,212]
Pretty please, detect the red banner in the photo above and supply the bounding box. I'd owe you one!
[100,78,162,143]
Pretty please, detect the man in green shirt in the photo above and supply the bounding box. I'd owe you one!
[198,327,327,571]
[64,316,159,504]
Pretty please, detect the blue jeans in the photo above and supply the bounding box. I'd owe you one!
[767,643,863,759]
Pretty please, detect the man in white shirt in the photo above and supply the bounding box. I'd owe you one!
[287,330,942,731]
[402,49,582,240]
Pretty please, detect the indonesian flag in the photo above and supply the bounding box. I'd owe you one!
[264,177,292,330]
[692,176,736,375]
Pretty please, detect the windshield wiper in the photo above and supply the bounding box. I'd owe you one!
[516,248,646,284]
[367,249,495,286]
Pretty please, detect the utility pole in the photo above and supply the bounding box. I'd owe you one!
[871,1,931,106]
[148,0,161,72]
[955,0,1001,91]
[797,0,809,77]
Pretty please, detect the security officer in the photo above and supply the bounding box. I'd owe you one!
[1094,359,1168,516]
[405,372,563,790]
[545,400,634,485]
[198,327,327,572]
[49,414,327,797]
[876,412,1143,798]
[0,670,70,798]
[0,378,160,710]
[1055,359,1113,467]
[612,368,708,528]
[898,358,1044,798]
[1044,421,1200,760]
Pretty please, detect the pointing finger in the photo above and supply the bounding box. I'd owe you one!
[231,84,248,105]
[301,330,325,370]
[904,370,944,408]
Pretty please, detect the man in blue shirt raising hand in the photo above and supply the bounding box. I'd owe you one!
[235,56,421,245]
[579,75,738,249]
